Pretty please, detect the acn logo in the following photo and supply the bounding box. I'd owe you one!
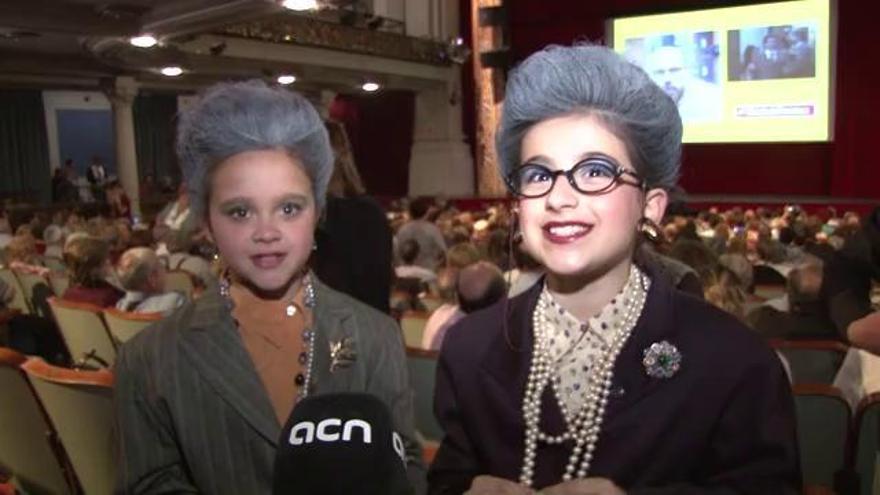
[288,419,371,445]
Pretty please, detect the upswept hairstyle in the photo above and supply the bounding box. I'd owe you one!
[176,80,334,217]
[496,44,682,191]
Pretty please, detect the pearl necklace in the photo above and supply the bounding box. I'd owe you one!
[519,269,649,487]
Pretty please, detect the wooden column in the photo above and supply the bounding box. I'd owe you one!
[471,0,507,197]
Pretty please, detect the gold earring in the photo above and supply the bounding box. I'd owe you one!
[638,217,661,243]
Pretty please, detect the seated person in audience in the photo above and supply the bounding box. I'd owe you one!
[444,241,482,272]
[846,311,880,354]
[748,263,837,340]
[163,232,216,289]
[507,245,544,298]
[668,238,719,290]
[484,228,512,272]
[391,275,428,314]
[396,196,447,270]
[719,252,754,293]
[819,206,880,340]
[4,234,50,277]
[6,233,49,277]
[61,236,123,307]
[395,239,437,285]
[42,224,64,260]
[422,261,506,351]
[153,184,199,250]
[105,179,132,220]
[635,239,703,298]
[115,247,186,316]
[705,266,749,322]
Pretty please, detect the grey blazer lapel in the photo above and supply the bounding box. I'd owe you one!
[178,290,280,445]
[309,280,358,393]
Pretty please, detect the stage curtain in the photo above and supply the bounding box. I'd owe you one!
[133,93,179,182]
[329,90,415,197]
[0,90,51,203]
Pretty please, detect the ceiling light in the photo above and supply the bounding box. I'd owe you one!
[361,82,380,92]
[161,66,183,77]
[281,0,318,11]
[130,34,157,48]
[277,74,296,85]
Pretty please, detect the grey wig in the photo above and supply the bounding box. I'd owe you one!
[176,80,333,216]
[496,44,682,191]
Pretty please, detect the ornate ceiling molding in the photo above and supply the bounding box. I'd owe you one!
[215,13,451,67]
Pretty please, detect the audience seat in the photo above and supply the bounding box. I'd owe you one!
[102,308,162,345]
[22,358,115,495]
[0,348,73,495]
[0,309,20,344]
[14,270,51,317]
[406,347,443,442]
[770,339,848,384]
[419,295,444,313]
[0,269,30,315]
[47,298,116,369]
[754,283,787,301]
[400,311,430,349]
[792,383,852,492]
[48,272,70,297]
[854,393,880,495]
[40,256,66,273]
[164,269,196,298]
[753,264,788,286]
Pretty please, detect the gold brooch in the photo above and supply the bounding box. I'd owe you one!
[329,337,357,372]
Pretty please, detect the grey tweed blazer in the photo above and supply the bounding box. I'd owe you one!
[113,278,425,494]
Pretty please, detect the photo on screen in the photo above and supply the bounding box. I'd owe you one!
[624,32,723,122]
[728,24,817,81]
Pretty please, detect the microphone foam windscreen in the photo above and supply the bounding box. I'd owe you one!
[272,392,412,495]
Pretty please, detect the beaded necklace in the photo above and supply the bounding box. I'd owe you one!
[519,267,649,487]
[220,270,317,403]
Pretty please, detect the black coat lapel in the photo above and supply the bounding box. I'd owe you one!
[479,282,569,436]
[605,274,680,417]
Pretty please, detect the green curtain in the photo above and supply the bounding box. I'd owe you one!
[133,93,179,182]
[0,90,51,203]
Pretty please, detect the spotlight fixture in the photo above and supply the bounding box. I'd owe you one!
[130,34,157,48]
[444,36,471,64]
[277,74,296,85]
[361,81,380,92]
[160,66,183,77]
[281,0,318,11]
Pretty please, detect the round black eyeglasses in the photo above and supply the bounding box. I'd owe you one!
[505,158,645,198]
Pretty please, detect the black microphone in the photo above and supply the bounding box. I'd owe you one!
[272,392,413,495]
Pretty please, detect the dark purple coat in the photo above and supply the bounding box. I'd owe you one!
[428,270,801,494]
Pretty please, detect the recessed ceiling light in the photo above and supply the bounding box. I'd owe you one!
[130,34,157,48]
[281,0,318,11]
[361,82,380,92]
[161,66,183,77]
[277,74,296,85]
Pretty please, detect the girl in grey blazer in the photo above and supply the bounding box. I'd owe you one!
[113,80,424,494]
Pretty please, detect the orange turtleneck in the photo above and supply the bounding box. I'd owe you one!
[230,282,311,425]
